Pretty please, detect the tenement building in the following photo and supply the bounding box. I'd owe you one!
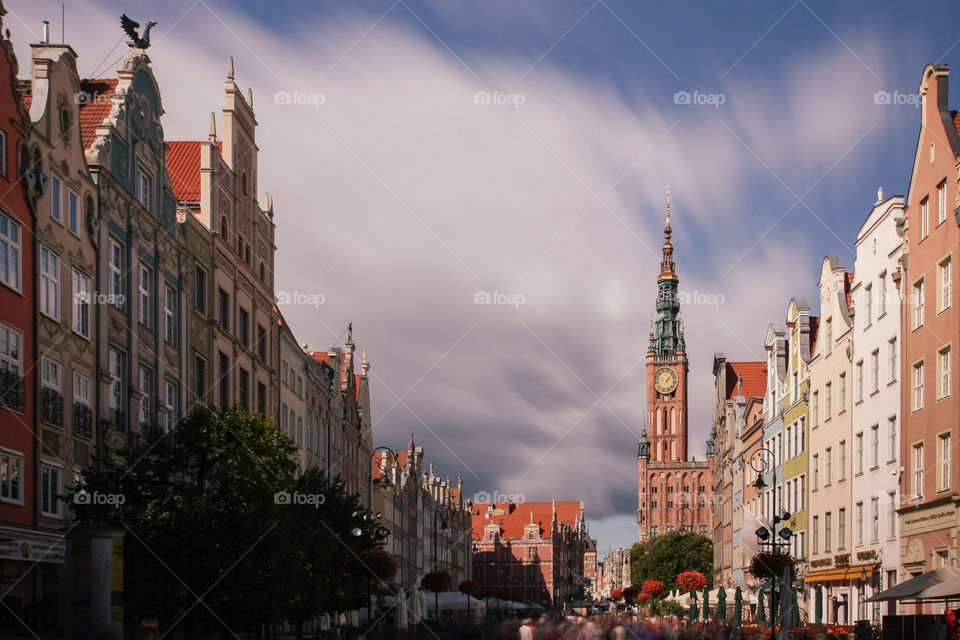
[637,192,713,541]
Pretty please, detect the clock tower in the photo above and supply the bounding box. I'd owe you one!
[645,189,689,463]
[637,190,711,542]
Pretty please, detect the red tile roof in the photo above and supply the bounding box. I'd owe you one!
[77,79,118,150]
[372,450,409,481]
[166,140,222,201]
[471,501,582,542]
[724,361,767,400]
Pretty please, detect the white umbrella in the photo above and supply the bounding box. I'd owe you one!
[338,612,347,626]
[320,614,330,631]
[349,610,359,627]
[396,588,408,629]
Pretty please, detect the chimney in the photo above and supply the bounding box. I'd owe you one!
[877,186,884,202]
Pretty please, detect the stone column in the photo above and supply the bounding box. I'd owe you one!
[68,526,124,638]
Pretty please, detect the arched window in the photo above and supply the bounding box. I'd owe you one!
[671,439,677,459]
[656,408,662,435]
[671,407,676,434]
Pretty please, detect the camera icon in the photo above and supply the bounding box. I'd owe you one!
[473,290,492,305]
[873,91,891,105]
[274,491,291,505]
[276,291,291,304]
[673,91,691,105]
[74,491,91,505]
[74,91,93,105]
[273,91,292,105]
[474,91,491,105]
[473,490,491,503]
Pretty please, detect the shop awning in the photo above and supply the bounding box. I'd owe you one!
[866,566,960,602]
[804,564,876,583]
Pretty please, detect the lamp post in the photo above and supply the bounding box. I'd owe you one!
[750,446,792,640]
[367,447,396,623]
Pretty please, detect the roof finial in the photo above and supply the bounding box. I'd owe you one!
[208,112,217,142]
[664,185,672,239]
[247,87,253,107]
[227,56,234,80]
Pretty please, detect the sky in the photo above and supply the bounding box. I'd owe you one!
[8,0,960,555]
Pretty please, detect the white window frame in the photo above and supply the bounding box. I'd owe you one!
[921,196,929,238]
[39,245,60,320]
[855,432,863,475]
[41,356,61,391]
[73,371,91,406]
[913,361,924,411]
[939,346,952,400]
[108,238,123,308]
[0,450,24,504]
[888,416,897,462]
[864,285,872,326]
[855,361,863,403]
[889,337,898,383]
[164,285,175,344]
[72,269,90,338]
[871,350,880,394]
[0,212,21,291]
[870,424,879,469]
[136,167,152,211]
[138,263,152,328]
[879,272,887,316]
[138,365,152,430]
[940,433,951,491]
[914,278,925,329]
[913,443,924,499]
[938,180,947,225]
[163,380,175,431]
[40,463,62,518]
[940,257,952,313]
[108,348,123,412]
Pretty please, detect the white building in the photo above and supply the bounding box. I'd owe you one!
[849,191,904,624]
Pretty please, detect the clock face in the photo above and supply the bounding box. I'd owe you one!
[654,366,679,394]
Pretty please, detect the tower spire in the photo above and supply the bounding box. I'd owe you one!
[659,186,676,282]
[649,186,683,355]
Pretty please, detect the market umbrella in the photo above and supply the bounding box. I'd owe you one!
[789,584,801,627]
[815,585,823,625]
[690,591,699,621]
[717,586,727,620]
[396,588,408,629]
[320,614,330,632]
[733,587,743,630]
[702,585,710,620]
[756,590,766,625]
[777,565,791,640]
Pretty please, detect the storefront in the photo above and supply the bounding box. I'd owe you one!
[0,525,68,633]
[804,563,880,625]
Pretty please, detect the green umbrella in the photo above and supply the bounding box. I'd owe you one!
[717,586,727,620]
[756,589,766,625]
[690,591,698,621]
[790,584,801,627]
[702,585,710,621]
[815,585,823,625]
[733,586,743,634]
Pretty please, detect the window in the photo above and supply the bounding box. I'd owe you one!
[40,465,61,518]
[218,352,229,408]
[825,512,832,552]
[826,447,832,485]
[825,318,833,354]
[825,383,832,419]
[940,257,952,312]
[108,238,123,307]
[812,515,819,553]
[51,175,62,222]
[813,454,819,490]
[786,424,792,460]
[839,440,846,480]
[164,285,175,344]
[72,270,90,337]
[41,357,61,391]
[195,266,206,314]
[913,361,925,411]
[913,443,924,499]
[879,272,888,316]
[939,346,952,399]
[218,288,229,327]
[921,196,929,239]
[163,381,175,431]
[938,180,947,225]
[913,279,925,329]
[888,416,897,462]
[855,361,864,402]
[838,508,846,550]
[0,451,23,503]
[870,496,880,542]
[239,308,249,346]
[855,433,863,475]
[257,382,266,413]
[889,337,898,383]
[138,264,151,327]
[239,368,249,410]
[871,425,879,468]
[940,433,951,491]
[812,391,819,427]
[0,212,21,290]
[136,168,152,211]
[855,502,863,546]
[194,355,207,403]
[838,373,847,411]
[864,285,873,326]
[887,493,897,538]
[138,366,152,430]
[73,372,90,407]
[257,325,267,359]
[108,348,123,414]
[68,191,79,234]
[39,246,59,319]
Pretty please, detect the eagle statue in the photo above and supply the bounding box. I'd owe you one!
[120,14,157,49]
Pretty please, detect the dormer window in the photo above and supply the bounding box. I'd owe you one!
[528,531,535,540]
[136,168,152,212]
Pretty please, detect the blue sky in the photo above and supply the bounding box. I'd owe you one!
[10,0,960,554]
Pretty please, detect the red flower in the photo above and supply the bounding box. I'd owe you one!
[642,580,665,597]
[676,570,707,593]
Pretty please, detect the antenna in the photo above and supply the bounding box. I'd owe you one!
[61,3,65,43]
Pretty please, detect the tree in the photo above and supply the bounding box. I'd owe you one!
[631,532,713,591]
[622,585,642,604]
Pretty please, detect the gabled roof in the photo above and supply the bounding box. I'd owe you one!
[724,362,767,400]
[471,501,582,542]
[166,140,222,201]
[77,78,117,150]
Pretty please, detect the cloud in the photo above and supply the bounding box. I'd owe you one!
[7,1,896,529]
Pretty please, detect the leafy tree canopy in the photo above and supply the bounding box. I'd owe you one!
[630,532,713,592]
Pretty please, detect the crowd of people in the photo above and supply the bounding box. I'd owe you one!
[498,614,735,640]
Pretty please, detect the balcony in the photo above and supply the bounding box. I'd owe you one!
[39,387,63,427]
[0,369,25,413]
[72,402,93,438]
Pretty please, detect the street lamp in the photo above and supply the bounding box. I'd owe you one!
[750,446,792,640]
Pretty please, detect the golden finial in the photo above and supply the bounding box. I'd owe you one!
[665,186,672,237]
